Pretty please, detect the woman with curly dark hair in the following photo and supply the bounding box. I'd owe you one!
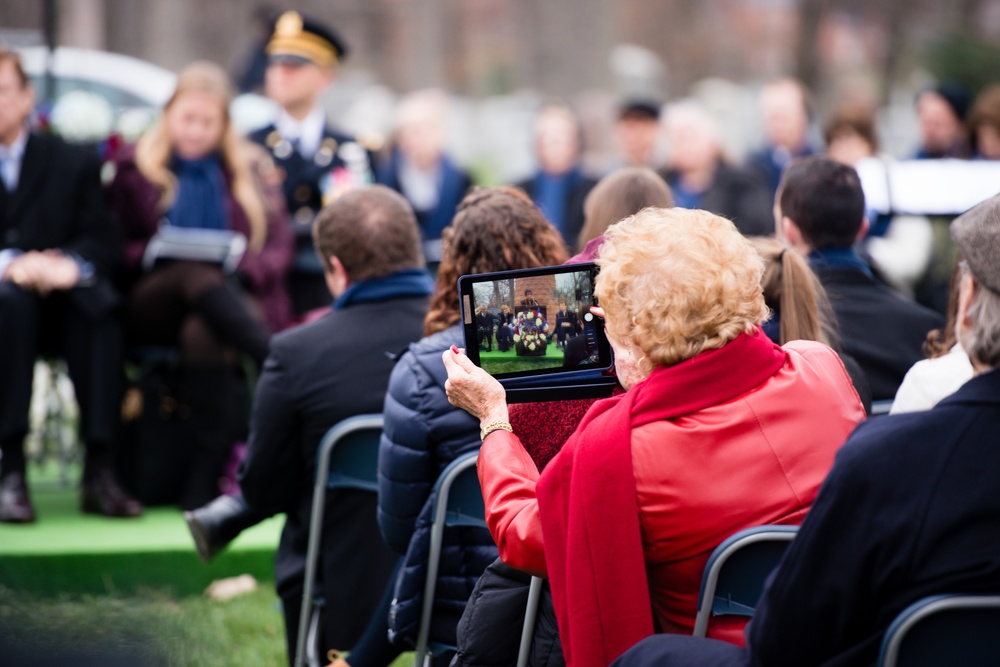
[325,188,566,667]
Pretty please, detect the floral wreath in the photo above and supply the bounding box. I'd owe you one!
[512,307,550,354]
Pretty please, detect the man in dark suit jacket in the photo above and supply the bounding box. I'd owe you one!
[0,50,139,522]
[612,192,1000,667]
[249,11,376,317]
[777,156,943,401]
[515,105,597,249]
[238,186,432,665]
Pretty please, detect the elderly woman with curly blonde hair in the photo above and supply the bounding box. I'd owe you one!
[443,207,865,667]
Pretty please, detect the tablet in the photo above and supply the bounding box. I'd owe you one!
[458,263,614,382]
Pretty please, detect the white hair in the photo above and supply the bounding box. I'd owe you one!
[664,100,722,146]
[958,262,1000,368]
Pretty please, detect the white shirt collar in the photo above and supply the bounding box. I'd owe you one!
[275,106,326,159]
[0,127,28,161]
[0,128,28,191]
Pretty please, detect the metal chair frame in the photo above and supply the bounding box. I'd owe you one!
[878,594,1000,667]
[692,525,798,638]
[413,450,485,667]
[516,576,545,667]
[295,414,385,667]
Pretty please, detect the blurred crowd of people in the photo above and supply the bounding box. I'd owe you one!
[4,7,1000,667]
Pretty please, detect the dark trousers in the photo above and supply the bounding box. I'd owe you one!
[611,634,747,667]
[0,282,123,471]
[126,261,270,366]
[124,262,270,507]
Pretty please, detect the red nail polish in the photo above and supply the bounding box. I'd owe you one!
[450,345,459,354]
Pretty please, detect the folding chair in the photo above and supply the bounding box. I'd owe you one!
[295,414,385,667]
[692,525,798,637]
[877,594,1000,667]
[413,450,486,667]
[871,400,894,416]
[516,576,545,667]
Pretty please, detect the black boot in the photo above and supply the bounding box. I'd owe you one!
[178,365,241,511]
[195,282,271,366]
[184,493,271,562]
[0,438,35,523]
[81,450,143,518]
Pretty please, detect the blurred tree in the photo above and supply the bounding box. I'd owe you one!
[923,33,1000,95]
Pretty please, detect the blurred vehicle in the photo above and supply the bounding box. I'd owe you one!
[18,46,175,142]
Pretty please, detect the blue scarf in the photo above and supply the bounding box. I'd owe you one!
[808,247,873,279]
[534,168,581,234]
[167,155,228,231]
[333,268,434,311]
[667,175,705,210]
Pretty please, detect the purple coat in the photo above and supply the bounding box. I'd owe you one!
[106,144,294,332]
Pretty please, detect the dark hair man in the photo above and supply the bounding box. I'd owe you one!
[777,156,943,401]
[237,185,432,665]
[915,84,972,159]
[249,11,375,317]
[612,191,1000,667]
[0,49,139,522]
[615,100,662,169]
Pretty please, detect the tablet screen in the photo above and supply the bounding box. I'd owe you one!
[459,263,612,380]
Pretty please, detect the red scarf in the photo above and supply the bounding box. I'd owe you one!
[535,328,788,667]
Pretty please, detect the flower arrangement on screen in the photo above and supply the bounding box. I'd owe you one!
[512,308,549,356]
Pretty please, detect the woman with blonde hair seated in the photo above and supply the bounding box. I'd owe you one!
[443,208,864,667]
[106,61,293,508]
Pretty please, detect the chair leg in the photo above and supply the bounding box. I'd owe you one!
[516,577,544,667]
[306,606,322,667]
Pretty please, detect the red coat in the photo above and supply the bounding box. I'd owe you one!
[478,336,865,665]
[106,144,294,332]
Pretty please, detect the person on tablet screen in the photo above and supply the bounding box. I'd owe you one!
[106,61,293,509]
[520,289,539,308]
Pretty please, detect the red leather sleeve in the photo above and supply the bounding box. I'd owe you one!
[478,430,548,577]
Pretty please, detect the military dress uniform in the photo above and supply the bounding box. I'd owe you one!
[250,124,373,315]
[251,9,376,316]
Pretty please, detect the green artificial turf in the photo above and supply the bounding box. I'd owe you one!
[0,463,283,596]
[478,344,566,375]
[0,466,418,666]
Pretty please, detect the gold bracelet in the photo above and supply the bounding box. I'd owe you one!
[480,420,513,441]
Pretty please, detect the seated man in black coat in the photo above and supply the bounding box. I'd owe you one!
[0,49,139,522]
[776,156,943,401]
[236,186,432,665]
[475,306,494,351]
[613,191,1000,667]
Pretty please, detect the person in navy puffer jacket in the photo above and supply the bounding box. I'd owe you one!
[364,187,568,666]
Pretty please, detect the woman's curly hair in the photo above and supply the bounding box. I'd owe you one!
[596,207,768,366]
[424,187,568,335]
